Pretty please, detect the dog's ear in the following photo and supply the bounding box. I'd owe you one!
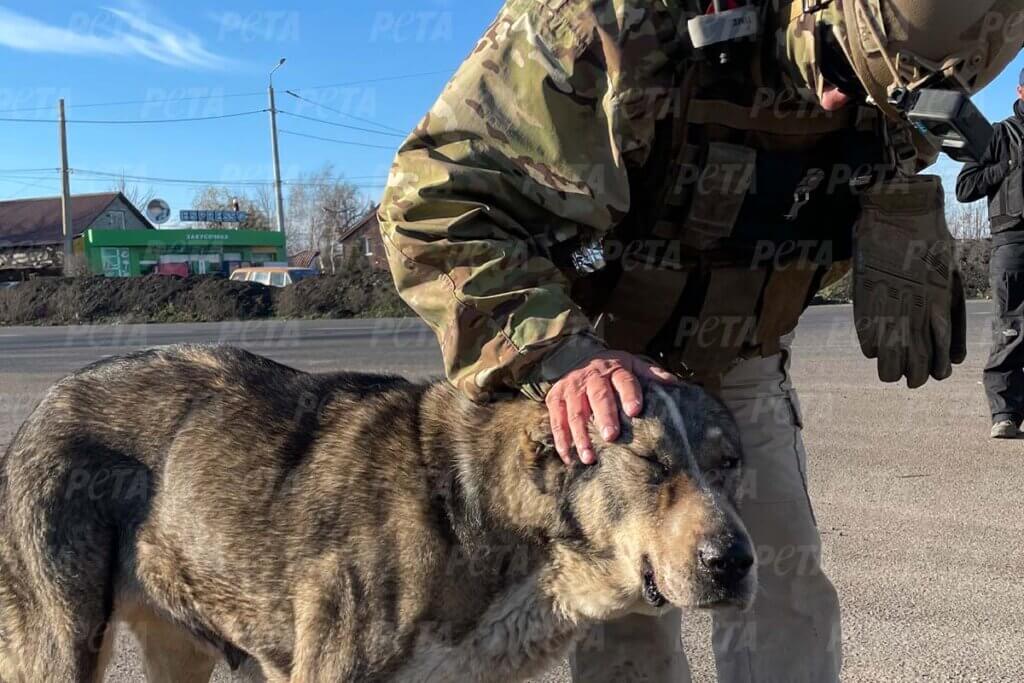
[519,422,564,495]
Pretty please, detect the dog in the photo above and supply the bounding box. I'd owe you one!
[0,344,755,682]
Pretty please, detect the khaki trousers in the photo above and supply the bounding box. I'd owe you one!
[571,342,842,682]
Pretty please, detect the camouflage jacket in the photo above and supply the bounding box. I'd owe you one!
[378,0,922,402]
[380,0,699,401]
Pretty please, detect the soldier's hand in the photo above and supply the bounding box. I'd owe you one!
[546,351,678,466]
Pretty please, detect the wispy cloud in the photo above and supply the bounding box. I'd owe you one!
[0,3,233,70]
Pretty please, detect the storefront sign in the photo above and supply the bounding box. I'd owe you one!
[180,210,249,223]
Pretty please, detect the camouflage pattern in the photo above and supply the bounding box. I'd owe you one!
[776,0,848,106]
[377,0,1004,401]
[379,0,684,401]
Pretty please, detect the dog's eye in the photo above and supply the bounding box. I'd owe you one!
[721,456,740,470]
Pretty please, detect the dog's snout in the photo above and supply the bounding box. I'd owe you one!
[698,537,754,583]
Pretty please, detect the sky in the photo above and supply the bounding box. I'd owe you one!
[0,0,502,226]
[0,0,1021,228]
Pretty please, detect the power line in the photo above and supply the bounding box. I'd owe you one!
[0,91,266,115]
[279,129,399,150]
[282,90,406,135]
[0,167,58,173]
[0,68,456,115]
[289,69,455,92]
[278,110,405,138]
[0,110,267,125]
[65,176,386,190]
[70,168,387,189]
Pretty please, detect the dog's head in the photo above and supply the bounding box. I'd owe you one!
[524,383,755,616]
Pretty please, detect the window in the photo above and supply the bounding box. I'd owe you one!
[363,237,373,256]
[99,210,126,229]
[254,272,271,286]
[229,271,246,282]
[270,272,286,287]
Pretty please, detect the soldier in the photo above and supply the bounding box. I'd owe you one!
[380,1,1022,681]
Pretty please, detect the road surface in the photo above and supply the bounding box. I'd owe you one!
[1,302,1021,682]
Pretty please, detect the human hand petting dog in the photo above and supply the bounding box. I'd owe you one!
[546,351,680,466]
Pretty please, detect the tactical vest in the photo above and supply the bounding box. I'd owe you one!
[989,117,1024,234]
[574,61,889,385]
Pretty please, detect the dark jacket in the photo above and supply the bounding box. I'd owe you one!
[956,100,1024,244]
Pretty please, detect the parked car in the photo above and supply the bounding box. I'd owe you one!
[229,267,317,288]
[153,263,189,278]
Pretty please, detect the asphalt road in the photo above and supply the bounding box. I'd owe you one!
[1,301,1021,682]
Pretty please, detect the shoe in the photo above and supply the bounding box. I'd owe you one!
[991,420,1020,439]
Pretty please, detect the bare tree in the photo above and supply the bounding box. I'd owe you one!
[109,173,156,213]
[948,201,989,241]
[190,186,273,231]
[253,185,276,229]
[286,164,373,273]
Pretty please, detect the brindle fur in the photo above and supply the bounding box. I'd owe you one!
[0,345,753,682]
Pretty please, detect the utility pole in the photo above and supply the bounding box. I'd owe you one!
[58,98,73,275]
[268,58,287,234]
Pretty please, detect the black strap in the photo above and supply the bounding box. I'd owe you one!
[1003,118,1024,163]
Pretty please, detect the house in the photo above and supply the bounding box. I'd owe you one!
[337,205,387,270]
[288,248,320,270]
[0,192,152,279]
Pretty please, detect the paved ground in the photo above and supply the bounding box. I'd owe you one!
[1,301,1021,682]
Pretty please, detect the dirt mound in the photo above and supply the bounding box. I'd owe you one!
[0,275,275,325]
[275,269,410,319]
[0,269,410,326]
[156,277,275,322]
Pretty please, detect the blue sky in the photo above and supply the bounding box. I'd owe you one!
[0,0,501,225]
[0,0,1020,226]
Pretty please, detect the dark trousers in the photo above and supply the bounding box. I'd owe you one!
[985,241,1024,423]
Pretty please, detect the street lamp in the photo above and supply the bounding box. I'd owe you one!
[268,58,287,233]
[269,57,286,88]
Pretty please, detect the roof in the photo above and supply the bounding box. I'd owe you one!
[288,248,320,268]
[0,192,151,248]
[337,204,381,243]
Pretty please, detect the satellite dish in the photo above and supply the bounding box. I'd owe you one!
[146,199,171,225]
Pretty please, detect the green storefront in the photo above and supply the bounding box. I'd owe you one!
[80,229,288,277]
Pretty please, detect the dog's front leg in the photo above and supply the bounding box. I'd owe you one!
[394,575,583,683]
[290,579,362,683]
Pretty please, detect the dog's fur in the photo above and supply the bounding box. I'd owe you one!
[0,345,754,682]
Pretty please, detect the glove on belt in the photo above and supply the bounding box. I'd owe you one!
[854,175,967,388]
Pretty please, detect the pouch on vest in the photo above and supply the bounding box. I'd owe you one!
[676,142,757,250]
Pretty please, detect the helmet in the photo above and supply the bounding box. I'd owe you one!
[778,0,1024,118]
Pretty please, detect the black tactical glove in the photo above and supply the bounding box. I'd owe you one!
[854,175,967,388]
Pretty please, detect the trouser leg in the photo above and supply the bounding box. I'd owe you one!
[984,243,1024,423]
[570,340,841,683]
[711,346,841,683]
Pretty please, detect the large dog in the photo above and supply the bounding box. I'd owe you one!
[0,345,755,682]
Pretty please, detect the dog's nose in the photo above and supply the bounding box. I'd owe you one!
[698,537,754,583]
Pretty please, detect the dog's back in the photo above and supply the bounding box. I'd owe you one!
[0,345,438,682]
[1,344,753,683]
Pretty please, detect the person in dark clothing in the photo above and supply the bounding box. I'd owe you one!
[956,70,1024,439]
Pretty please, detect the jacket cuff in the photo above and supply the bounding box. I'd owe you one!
[519,333,608,402]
